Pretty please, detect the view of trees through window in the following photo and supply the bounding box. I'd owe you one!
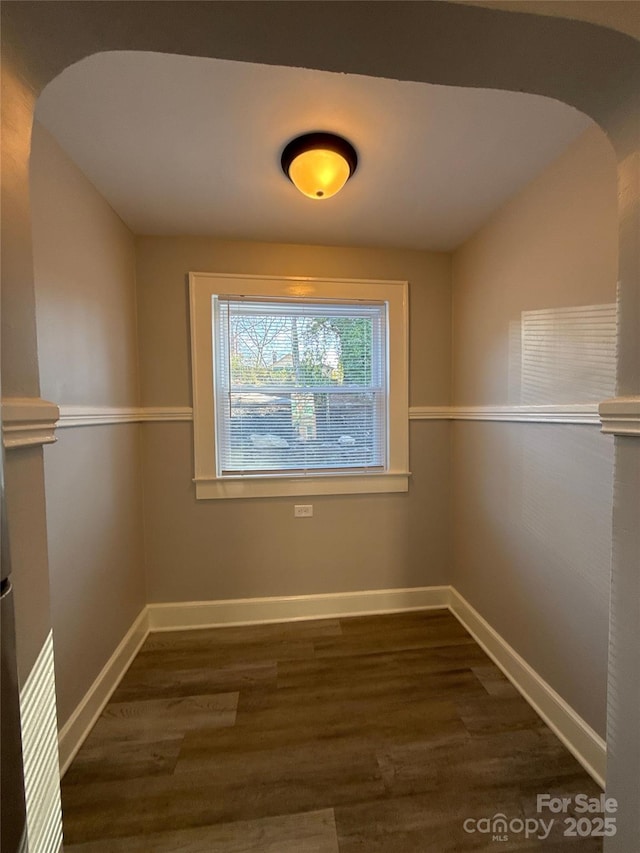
[215,300,386,473]
[230,313,372,386]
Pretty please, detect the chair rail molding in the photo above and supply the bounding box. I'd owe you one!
[409,406,451,420]
[2,397,59,449]
[599,397,640,436]
[6,401,622,439]
[56,405,193,427]
[409,404,600,424]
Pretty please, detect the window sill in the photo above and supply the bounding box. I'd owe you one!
[194,471,410,500]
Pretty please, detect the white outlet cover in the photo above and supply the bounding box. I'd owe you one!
[294,505,313,517]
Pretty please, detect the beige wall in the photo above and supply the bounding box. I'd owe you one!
[453,126,618,406]
[31,125,140,407]
[1,51,52,688]
[451,127,618,736]
[5,447,52,687]
[136,239,452,408]
[136,238,452,601]
[30,123,146,727]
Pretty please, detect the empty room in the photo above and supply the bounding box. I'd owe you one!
[2,3,638,853]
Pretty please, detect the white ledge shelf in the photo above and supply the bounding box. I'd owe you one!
[599,397,640,436]
[2,397,59,449]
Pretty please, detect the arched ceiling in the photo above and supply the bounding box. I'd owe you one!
[36,51,591,250]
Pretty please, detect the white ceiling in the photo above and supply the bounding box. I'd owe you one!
[36,52,592,251]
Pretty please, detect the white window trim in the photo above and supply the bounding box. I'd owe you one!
[189,272,409,499]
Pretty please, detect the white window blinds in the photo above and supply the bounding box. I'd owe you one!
[213,298,387,476]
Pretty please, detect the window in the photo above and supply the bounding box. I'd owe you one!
[215,299,387,474]
[189,273,409,499]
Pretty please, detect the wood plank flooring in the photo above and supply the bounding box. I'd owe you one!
[62,610,603,851]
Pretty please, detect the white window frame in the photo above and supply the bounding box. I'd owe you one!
[189,272,409,499]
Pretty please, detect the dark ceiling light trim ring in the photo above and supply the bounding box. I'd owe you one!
[281,132,358,180]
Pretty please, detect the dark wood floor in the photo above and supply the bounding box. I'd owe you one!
[62,610,603,851]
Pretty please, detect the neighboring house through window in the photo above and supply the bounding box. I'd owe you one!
[189,272,409,499]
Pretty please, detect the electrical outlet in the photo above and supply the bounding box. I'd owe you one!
[294,504,313,518]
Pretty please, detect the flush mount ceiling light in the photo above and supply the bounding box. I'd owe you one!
[281,132,358,200]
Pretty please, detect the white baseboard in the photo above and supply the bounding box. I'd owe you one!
[58,586,606,791]
[147,585,451,631]
[57,608,149,775]
[448,587,606,788]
